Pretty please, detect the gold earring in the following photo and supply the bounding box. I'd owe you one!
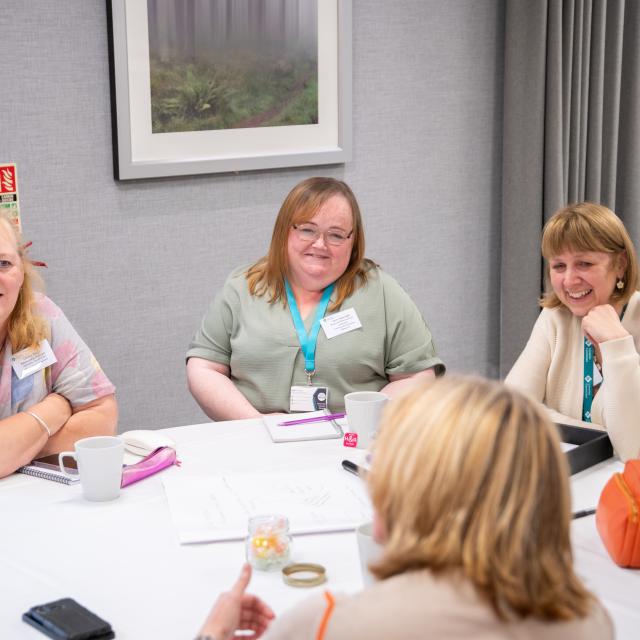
[616,278,625,290]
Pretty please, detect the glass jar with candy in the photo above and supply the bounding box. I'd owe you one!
[246,514,291,571]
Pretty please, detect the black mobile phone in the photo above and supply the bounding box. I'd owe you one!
[32,453,78,473]
[22,597,114,640]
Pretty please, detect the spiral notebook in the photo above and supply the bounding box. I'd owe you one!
[263,411,344,443]
[16,454,80,485]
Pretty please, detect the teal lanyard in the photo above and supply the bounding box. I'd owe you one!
[582,338,595,422]
[582,303,628,422]
[285,279,334,385]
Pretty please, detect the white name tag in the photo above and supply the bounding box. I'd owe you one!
[320,308,362,339]
[594,365,603,386]
[11,340,57,380]
[290,386,329,412]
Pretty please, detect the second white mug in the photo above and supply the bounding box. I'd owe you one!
[344,391,389,449]
[356,521,384,586]
[59,436,124,502]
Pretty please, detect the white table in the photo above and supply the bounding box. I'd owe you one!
[0,419,638,639]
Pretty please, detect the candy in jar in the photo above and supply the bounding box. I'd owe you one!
[246,514,291,571]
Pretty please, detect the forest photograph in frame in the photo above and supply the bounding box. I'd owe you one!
[148,0,318,133]
[107,0,352,179]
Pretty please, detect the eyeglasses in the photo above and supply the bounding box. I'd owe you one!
[292,224,353,246]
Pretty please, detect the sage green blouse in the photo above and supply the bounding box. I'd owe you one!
[187,267,444,413]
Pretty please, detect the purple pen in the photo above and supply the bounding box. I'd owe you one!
[278,412,346,426]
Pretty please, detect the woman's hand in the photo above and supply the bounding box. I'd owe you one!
[0,393,73,477]
[187,358,263,421]
[40,394,117,456]
[198,564,275,640]
[39,393,73,433]
[381,368,436,397]
[582,304,629,345]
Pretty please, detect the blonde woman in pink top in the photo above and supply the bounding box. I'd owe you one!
[0,216,117,477]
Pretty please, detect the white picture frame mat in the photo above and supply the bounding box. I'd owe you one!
[125,0,339,163]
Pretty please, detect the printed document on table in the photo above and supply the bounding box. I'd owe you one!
[161,469,372,544]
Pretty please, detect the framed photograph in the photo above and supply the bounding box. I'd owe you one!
[106,0,352,180]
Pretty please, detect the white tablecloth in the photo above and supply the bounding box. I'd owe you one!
[0,419,638,639]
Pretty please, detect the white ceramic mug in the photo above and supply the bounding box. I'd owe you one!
[59,436,124,501]
[344,391,389,449]
[356,521,384,587]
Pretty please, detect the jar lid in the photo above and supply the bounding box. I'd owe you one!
[282,563,327,588]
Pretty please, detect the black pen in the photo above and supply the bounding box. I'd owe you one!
[572,508,596,519]
[341,459,363,477]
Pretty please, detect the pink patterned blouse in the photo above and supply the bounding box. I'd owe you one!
[0,295,115,418]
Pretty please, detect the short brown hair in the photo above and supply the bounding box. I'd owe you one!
[368,376,594,621]
[0,216,47,350]
[540,202,638,308]
[246,177,375,310]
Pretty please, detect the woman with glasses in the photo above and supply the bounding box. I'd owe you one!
[196,377,612,639]
[186,177,443,420]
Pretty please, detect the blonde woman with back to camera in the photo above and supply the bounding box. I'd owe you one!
[195,377,612,640]
[506,202,640,460]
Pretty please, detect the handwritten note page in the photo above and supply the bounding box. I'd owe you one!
[162,469,372,544]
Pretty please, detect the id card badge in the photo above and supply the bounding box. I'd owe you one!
[290,386,329,412]
[11,340,57,380]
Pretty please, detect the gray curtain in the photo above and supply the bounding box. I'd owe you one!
[500,0,640,375]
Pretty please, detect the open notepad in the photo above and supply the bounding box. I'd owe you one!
[263,410,344,443]
[17,454,80,485]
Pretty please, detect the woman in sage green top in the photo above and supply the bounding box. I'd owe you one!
[186,177,444,420]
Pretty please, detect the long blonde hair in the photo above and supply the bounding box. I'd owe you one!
[368,376,594,621]
[541,202,639,308]
[246,177,375,311]
[0,217,47,350]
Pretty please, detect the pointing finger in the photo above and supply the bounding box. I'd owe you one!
[230,563,252,597]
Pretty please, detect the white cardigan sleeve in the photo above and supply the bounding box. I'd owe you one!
[505,311,553,403]
[600,335,640,461]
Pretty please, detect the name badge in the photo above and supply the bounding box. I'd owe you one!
[594,365,603,386]
[320,308,362,339]
[11,339,57,380]
[290,386,328,412]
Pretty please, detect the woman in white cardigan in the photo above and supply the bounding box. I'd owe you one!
[506,202,640,461]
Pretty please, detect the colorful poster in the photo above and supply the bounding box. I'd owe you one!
[0,163,20,230]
